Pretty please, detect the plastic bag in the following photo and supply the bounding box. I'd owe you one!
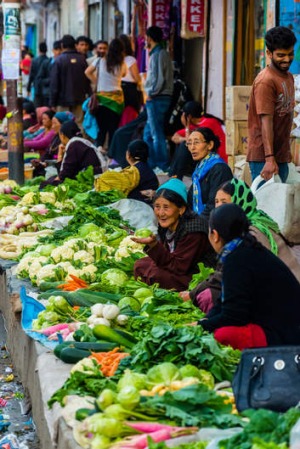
[108,199,158,233]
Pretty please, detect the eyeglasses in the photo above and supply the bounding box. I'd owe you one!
[186,140,207,147]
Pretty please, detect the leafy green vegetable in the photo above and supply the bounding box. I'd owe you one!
[218,408,300,449]
[101,268,128,289]
[117,370,147,392]
[140,384,243,428]
[188,263,215,290]
[128,323,240,381]
[148,440,208,449]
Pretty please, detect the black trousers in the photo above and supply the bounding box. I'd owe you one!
[95,105,121,148]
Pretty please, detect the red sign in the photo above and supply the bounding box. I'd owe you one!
[185,0,206,36]
[149,0,172,39]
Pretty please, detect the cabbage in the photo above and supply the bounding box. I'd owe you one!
[146,362,181,386]
[101,268,128,287]
[117,386,140,410]
[35,244,57,257]
[198,369,215,389]
[179,364,201,379]
[118,296,141,312]
[134,228,153,238]
[117,369,147,391]
[78,223,100,238]
[179,365,214,389]
[87,230,107,244]
[133,287,153,305]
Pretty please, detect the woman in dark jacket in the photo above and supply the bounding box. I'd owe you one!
[41,120,103,186]
[198,203,300,350]
[187,127,232,219]
[133,178,216,291]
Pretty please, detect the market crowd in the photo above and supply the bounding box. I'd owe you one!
[1,25,300,351]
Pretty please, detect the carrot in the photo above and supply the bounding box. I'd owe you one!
[69,275,88,287]
[90,348,129,377]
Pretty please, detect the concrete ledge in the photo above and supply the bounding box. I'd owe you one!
[0,270,81,449]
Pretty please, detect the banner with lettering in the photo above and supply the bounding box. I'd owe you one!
[181,0,207,39]
[148,0,172,40]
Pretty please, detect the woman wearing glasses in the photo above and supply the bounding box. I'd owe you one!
[186,127,232,218]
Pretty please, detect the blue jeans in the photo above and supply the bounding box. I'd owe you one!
[143,96,171,171]
[249,161,289,183]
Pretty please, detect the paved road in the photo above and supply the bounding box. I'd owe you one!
[0,314,39,448]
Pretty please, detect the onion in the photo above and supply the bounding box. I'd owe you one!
[4,186,12,194]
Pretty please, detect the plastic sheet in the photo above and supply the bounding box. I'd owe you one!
[20,287,57,350]
[108,198,158,233]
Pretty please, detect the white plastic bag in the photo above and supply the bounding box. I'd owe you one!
[108,199,158,233]
[251,172,300,243]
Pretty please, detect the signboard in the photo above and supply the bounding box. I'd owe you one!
[181,0,207,39]
[148,0,172,40]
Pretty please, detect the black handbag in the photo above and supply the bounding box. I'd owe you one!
[88,93,100,115]
[232,346,300,412]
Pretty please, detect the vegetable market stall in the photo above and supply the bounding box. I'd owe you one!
[0,172,298,449]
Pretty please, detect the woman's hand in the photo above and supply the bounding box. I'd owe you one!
[57,144,66,162]
[131,234,157,249]
[179,291,191,302]
[171,133,184,145]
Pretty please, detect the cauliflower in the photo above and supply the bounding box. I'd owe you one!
[54,200,75,212]
[78,264,98,282]
[63,238,87,252]
[28,258,48,279]
[73,250,94,265]
[39,192,56,204]
[51,246,74,263]
[86,241,97,254]
[16,257,33,277]
[19,192,36,206]
[36,264,58,286]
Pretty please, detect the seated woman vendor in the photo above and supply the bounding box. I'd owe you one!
[41,120,103,186]
[94,139,159,203]
[132,178,216,291]
[180,178,300,312]
[197,204,300,350]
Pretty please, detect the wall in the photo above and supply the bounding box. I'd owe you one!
[206,0,224,119]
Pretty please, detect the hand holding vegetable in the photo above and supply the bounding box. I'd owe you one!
[131,234,157,248]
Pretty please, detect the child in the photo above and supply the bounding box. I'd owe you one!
[94,139,159,203]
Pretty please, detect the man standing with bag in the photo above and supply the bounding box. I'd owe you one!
[143,26,173,174]
[247,26,297,182]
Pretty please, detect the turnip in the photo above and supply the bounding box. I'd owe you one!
[116,314,129,326]
[90,303,104,317]
[102,304,120,320]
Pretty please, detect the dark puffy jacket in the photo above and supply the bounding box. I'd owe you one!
[49,50,91,107]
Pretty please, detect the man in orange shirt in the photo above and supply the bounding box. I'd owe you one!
[247,26,296,182]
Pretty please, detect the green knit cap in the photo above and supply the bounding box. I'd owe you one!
[230,178,280,255]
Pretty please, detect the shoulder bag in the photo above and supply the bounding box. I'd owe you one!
[232,345,300,412]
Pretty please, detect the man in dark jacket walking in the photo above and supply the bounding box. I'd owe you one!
[49,34,91,126]
[35,40,62,107]
[27,42,49,107]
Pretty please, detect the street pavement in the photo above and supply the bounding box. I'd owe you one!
[0,314,39,448]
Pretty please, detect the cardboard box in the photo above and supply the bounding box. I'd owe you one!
[226,86,251,120]
[291,137,300,166]
[227,155,252,185]
[226,120,248,155]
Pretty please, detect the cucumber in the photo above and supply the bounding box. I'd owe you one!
[54,341,118,359]
[39,281,64,292]
[38,290,72,300]
[114,329,137,344]
[92,324,135,349]
[58,347,91,364]
[66,289,121,307]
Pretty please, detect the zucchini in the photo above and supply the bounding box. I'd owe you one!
[92,324,135,349]
[58,347,91,364]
